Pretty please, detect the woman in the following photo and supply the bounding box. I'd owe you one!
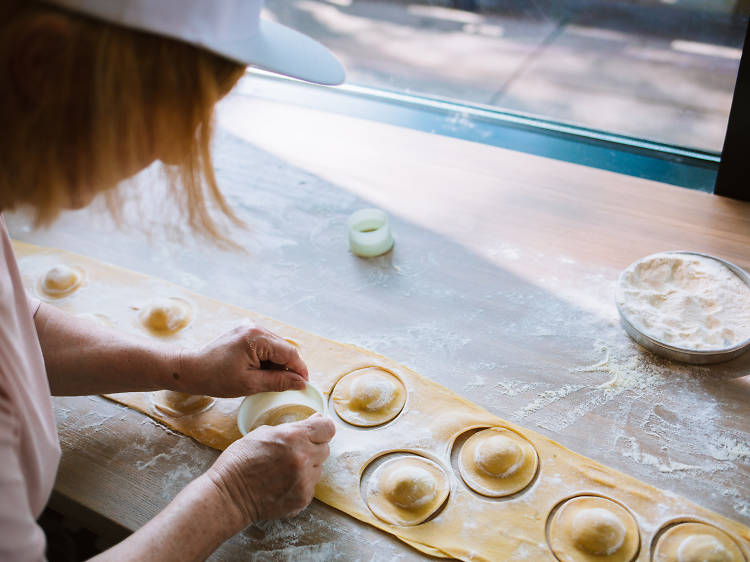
[0,1,343,559]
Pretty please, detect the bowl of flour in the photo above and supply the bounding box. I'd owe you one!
[615,252,750,364]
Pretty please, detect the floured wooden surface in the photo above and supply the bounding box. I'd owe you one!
[14,241,750,561]
[5,85,750,559]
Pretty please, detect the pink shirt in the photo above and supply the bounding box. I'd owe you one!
[0,215,60,561]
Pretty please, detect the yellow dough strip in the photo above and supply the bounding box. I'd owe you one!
[13,241,750,562]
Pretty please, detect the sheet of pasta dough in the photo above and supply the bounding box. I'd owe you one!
[14,241,750,562]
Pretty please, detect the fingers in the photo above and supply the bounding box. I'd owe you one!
[301,413,336,444]
[280,373,307,392]
[265,338,309,379]
[309,442,330,467]
[250,369,306,393]
[245,325,309,379]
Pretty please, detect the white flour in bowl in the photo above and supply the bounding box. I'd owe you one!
[616,253,750,350]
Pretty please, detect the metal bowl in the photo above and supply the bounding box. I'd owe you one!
[615,251,750,365]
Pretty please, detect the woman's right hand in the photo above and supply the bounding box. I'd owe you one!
[205,413,336,529]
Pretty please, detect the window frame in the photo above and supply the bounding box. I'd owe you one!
[715,21,750,201]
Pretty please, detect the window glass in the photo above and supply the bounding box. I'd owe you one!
[264,0,748,153]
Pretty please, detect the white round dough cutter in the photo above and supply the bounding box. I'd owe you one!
[348,208,395,258]
[237,383,326,435]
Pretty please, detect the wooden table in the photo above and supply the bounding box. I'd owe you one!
[8,82,750,560]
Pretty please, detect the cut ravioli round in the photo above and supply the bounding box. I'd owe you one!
[253,403,317,428]
[548,496,639,562]
[653,522,744,562]
[572,508,627,555]
[458,427,538,497]
[152,391,215,417]
[332,368,406,426]
[40,265,83,297]
[140,298,191,334]
[365,456,449,526]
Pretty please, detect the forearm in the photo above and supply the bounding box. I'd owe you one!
[91,474,245,562]
[34,302,180,396]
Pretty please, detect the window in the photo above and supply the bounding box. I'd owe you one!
[260,0,749,192]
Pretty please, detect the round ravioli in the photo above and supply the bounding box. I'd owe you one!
[140,298,191,335]
[252,403,317,429]
[365,456,449,526]
[332,368,406,426]
[152,391,215,417]
[548,496,639,562]
[40,264,83,297]
[653,522,744,562]
[458,427,538,497]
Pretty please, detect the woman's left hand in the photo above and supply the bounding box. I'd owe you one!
[173,322,309,397]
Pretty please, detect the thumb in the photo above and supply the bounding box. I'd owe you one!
[256,370,307,392]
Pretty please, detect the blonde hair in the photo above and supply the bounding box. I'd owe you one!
[0,1,246,243]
